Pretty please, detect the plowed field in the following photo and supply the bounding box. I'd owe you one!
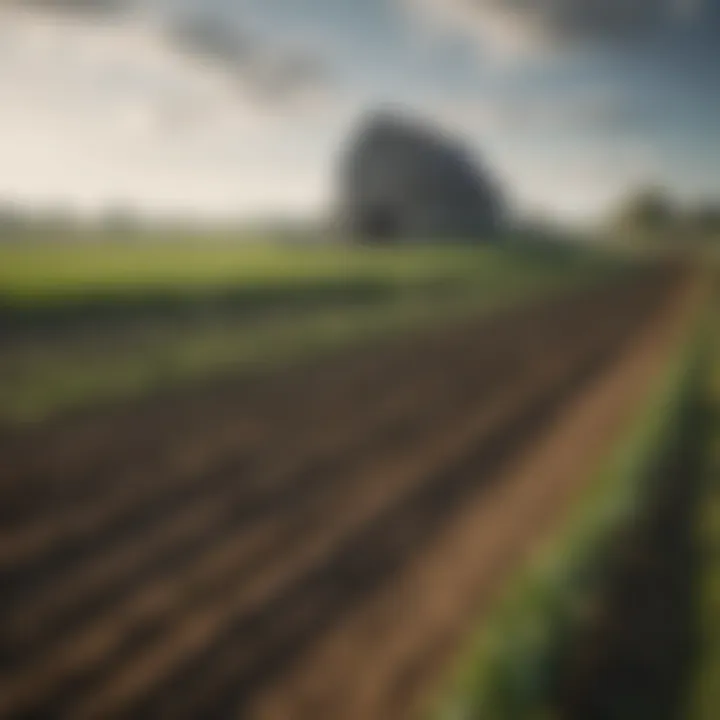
[0,265,694,719]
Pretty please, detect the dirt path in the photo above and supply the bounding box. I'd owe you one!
[0,264,697,719]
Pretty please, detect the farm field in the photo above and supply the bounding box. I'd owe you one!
[0,240,621,424]
[0,259,698,720]
[1,4,717,719]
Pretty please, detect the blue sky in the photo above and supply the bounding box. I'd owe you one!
[0,0,718,222]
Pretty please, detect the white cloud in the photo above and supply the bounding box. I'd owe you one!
[3,1,333,106]
[1,0,130,16]
[0,10,348,217]
[493,133,667,221]
[166,11,331,106]
[402,0,708,58]
[418,88,665,221]
[429,81,633,153]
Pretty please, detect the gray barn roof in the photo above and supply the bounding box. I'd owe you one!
[338,111,505,241]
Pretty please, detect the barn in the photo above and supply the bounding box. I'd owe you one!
[337,111,505,242]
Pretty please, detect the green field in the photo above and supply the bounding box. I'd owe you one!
[0,239,621,425]
[0,239,607,308]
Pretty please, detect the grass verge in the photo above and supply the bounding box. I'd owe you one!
[433,294,706,720]
[685,290,720,720]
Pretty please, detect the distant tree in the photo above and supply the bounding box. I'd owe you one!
[100,204,139,236]
[0,203,24,236]
[38,205,79,236]
[690,203,720,239]
[615,187,676,238]
[0,202,83,238]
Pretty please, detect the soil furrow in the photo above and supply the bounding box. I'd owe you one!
[0,265,688,720]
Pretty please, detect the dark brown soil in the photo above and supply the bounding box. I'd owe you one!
[0,264,696,719]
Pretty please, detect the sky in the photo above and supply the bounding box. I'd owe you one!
[0,0,718,223]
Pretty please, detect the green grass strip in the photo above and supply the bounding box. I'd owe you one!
[686,296,720,720]
[434,305,705,720]
[0,242,625,425]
